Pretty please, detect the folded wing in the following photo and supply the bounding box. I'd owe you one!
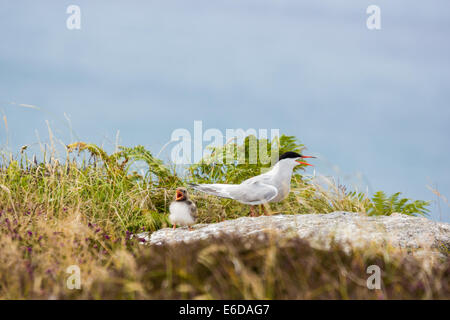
[189,182,277,205]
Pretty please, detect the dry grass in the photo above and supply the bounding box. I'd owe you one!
[0,226,448,299]
[0,143,445,299]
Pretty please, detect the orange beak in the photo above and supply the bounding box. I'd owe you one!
[176,190,184,200]
[296,160,313,166]
[296,155,316,166]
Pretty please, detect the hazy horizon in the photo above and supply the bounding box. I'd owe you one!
[1,1,449,221]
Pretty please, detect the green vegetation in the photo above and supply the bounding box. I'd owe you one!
[368,191,430,216]
[0,135,442,299]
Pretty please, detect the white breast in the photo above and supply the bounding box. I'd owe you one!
[169,202,195,227]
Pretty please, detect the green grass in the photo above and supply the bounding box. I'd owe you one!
[0,135,442,299]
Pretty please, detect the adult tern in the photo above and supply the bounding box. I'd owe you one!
[189,151,315,216]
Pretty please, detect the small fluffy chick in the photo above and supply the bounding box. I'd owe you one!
[169,187,197,230]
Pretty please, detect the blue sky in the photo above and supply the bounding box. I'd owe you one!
[1,1,449,221]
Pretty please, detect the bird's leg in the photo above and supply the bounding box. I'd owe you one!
[172,224,176,230]
[261,204,270,216]
[249,206,257,217]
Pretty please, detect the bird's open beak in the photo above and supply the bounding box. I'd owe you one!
[296,155,316,166]
[176,190,184,200]
[296,160,313,166]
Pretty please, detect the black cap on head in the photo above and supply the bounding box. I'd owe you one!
[278,151,302,161]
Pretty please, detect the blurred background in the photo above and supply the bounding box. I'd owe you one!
[0,0,449,221]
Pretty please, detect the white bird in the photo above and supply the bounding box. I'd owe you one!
[169,187,197,230]
[189,151,315,216]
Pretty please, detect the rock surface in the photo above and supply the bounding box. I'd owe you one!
[136,212,450,252]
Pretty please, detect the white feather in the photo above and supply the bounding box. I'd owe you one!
[190,158,299,204]
[169,202,195,226]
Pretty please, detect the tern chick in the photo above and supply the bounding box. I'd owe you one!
[169,187,197,230]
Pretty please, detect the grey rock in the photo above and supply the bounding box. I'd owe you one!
[135,212,450,253]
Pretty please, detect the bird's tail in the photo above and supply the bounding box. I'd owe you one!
[188,183,236,199]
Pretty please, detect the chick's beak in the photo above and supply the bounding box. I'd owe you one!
[176,190,184,200]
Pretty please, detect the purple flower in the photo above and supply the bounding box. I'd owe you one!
[27,230,33,236]
[26,247,32,253]
[95,228,101,233]
[104,235,110,240]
